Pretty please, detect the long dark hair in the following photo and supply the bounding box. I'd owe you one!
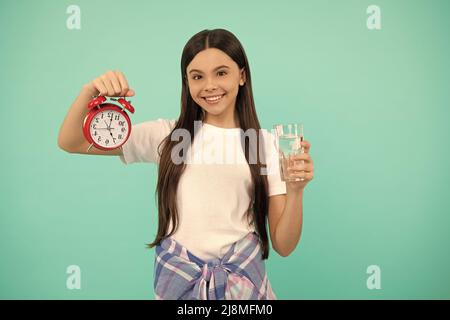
[147,29,270,259]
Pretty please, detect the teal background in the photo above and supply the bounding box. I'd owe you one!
[1,0,449,299]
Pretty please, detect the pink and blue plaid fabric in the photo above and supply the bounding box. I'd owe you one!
[154,232,277,300]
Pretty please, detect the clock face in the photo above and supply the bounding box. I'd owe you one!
[89,109,129,149]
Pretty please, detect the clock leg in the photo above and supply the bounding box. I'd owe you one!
[86,143,94,153]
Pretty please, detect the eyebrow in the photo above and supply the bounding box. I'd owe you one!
[188,65,230,74]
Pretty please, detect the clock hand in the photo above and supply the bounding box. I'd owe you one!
[109,131,117,143]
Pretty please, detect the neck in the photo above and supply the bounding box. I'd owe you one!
[204,109,240,129]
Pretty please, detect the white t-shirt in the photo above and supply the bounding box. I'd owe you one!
[120,119,286,261]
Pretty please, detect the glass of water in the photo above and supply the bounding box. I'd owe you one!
[273,123,305,182]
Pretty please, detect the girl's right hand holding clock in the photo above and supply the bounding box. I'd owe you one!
[84,71,135,97]
[58,70,135,155]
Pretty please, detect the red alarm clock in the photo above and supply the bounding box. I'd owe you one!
[82,95,135,152]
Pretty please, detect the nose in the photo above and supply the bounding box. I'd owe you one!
[204,77,218,92]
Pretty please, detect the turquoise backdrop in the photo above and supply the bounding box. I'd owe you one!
[1,0,449,299]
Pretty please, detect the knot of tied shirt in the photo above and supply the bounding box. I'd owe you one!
[194,258,237,299]
[200,259,230,283]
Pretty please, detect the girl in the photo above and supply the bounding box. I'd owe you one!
[58,29,314,300]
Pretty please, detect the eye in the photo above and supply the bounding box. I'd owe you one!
[191,71,226,80]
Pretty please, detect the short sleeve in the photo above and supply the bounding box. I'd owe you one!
[262,129,287,196]
[120,118,177,165]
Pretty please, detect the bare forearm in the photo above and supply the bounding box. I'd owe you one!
[57,85,96,151]
[274,189,304,257]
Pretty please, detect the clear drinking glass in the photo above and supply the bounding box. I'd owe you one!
[273,123,305,182]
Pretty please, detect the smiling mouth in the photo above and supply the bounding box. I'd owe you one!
[202,94,225,104]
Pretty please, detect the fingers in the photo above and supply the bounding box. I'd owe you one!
[100,74,115,95]
[286,152,314,173]
[288,162,314,173]
[300,140,311,153]
[92,78,107,96]
[107,71,122,95]
[289,152,313,163]
[288,171,314,181]
[115,71,134,96]
[90,70,135,97]
[285,140,314,182]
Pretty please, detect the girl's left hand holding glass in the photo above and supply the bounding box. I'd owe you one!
[285,140,314,192]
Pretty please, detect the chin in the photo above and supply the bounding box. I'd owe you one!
[202,107,224,116]
[198,101,224,113]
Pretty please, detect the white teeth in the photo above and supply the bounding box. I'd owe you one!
[205,95,223,101]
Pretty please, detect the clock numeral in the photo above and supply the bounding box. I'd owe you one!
[92,124,96,129]
[97,136,101,142]
[114,114,120,120]
[118,121,125,126]
[121,127,126,133]
[94,131,97,136]
[118,134,123,139]
[105,139,109,145]
[101,113,104,119]
[95,118,99,123]
[107,112,113,119]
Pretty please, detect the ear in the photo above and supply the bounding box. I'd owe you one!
[239,68,246,86]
